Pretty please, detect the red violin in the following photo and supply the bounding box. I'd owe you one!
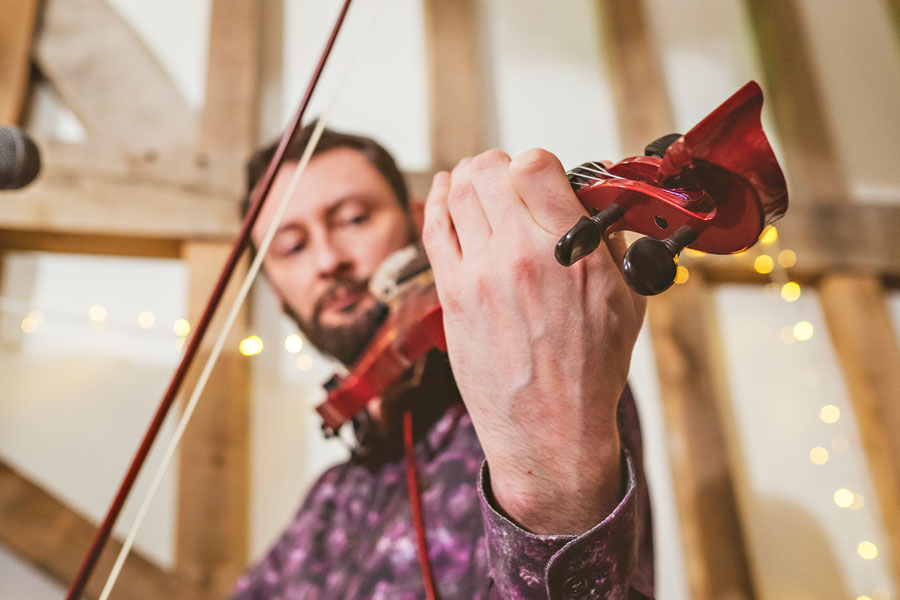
[316,80,788,434]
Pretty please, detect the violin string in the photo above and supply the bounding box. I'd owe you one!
[97,1,387,597]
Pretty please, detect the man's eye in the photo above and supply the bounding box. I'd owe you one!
[343,213,368,226]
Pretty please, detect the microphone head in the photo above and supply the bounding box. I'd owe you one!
[0,126,42,190]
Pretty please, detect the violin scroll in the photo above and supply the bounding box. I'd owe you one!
[555,81,788,296]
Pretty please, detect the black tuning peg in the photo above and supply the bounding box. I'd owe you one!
[622,226,699,295]
[555,204,625,266]
[644,133,683,158]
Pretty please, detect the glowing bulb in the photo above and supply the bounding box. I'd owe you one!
[820,404,840,424]
[857,596,873,600]
[284,334,303,353]
[89,305,107,322]
[778,249,797,268]
[793,320,813,341]
[137,311,155,329]
[754,255,774,274]
[21,317,39,333]
[239,335,263,356]
[674,266,689,284]
[759,226,778,244]
[809,447,829,465]
[834,488,854,508]
[173,318,191,337]
[857,541,878,560]
[781,282,801,302]
[296,354,313,371]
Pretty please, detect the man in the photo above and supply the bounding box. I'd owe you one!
[229,125,653,599]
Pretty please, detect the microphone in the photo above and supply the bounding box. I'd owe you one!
[0,126,42,190]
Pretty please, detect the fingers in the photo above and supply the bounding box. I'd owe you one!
[446,158,491,255]
[422,171,460,275]
[508,149,586,235]
[468,149,527,226]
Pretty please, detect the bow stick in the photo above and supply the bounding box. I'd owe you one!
[65,2,355,598]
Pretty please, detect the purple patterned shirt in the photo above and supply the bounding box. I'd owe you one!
[229,384,653,599]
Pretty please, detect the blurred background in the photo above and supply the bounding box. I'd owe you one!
[1,1,898,599]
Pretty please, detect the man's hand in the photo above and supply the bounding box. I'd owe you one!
[421,149,646,535]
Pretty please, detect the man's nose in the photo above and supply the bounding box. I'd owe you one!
[314,237,352,278]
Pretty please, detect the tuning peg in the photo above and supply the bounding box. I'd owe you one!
[555,204,625,266]
[644,133,683,158]
[622,226,699,295]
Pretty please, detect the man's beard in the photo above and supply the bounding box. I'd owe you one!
[289,277,387,366]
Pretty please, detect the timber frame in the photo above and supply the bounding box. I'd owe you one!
[0,1,898,599]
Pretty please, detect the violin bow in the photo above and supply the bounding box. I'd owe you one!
[64,2,360,598]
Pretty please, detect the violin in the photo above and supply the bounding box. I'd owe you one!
[316,80,788,434]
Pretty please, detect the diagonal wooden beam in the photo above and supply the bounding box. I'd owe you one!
[745,0,900,588]
[0,460,209,600]
[594,2,757,599]
[33,0,195,148]
[0,0,39,123]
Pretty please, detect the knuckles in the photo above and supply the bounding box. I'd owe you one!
[509,148,558,179]
[470,148,511,173]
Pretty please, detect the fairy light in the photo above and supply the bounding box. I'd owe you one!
[857,541,878,560]
[296,354,313,371]
[778,249,797,268]
[89,305,107,322]
[754,255,774,274]
[809,446,829,465]
[759,225,778,244]
[284,334,303,353]
[820,404,840,424]
[239,335,263,357]
[674,265,689,284]
[781,282,801,302]
[834,488,854,508]
[137,311,155,329]
[173,318,191,337]
[793,320,814,341]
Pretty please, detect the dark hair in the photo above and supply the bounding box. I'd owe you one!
[242,122,409,217]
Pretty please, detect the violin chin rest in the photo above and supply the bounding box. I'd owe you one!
[622,237,678,296]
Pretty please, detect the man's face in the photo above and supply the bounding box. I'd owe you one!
[252,147,415,364]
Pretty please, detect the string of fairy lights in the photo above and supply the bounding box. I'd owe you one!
[5,229,892,597]
[678,225,888,600]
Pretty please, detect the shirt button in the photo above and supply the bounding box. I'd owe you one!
[563,573,589,598]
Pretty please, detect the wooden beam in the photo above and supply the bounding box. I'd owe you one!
[679,202,900,284]
[198,0,262,154]
[0,229,180,258]
[0,460,208,600]
[594,2,757,598]
[0,0,39,123]
[424,0,484,168]
[172,3,260,593]
[33,0,195,148]
[818,276,900,580]
[176,242,250,598]
[646,274,757,600]
[745,0,900,589]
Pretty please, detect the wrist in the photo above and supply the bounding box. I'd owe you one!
[486,435,623,535]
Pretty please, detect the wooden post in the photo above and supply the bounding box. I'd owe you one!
[745,0,900,587]
[176,242,251,598]
[175,1,260,596]
[424,0,485,168]
[0,0,39,123]
[595,2,757,598]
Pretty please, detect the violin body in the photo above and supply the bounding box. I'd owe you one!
[316,80,788,433]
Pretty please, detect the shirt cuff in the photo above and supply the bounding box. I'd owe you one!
[478,449,639,599]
